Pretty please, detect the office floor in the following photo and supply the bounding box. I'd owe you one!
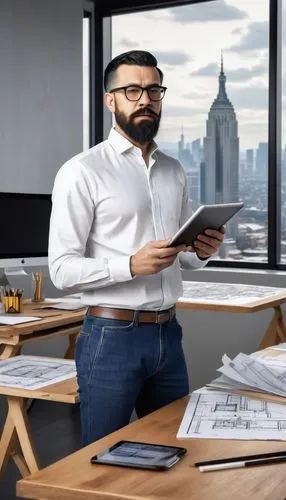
[0,395,82,500]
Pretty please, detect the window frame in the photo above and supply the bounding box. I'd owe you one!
[90,0,282,271]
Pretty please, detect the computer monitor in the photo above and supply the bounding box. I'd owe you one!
[0,192,52,269]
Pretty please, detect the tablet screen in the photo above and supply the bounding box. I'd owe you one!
[169,202,244,247]
[91,440,187,470]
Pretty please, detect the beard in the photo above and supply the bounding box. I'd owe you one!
[115,106,161,145]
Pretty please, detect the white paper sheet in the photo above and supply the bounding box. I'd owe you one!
[41,302,85,311]
[177,388,286,440]
[209,349,286,398]
[0,355,76,389]
[0,315,42,325]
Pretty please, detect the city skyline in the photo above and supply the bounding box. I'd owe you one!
[112,0,272,151]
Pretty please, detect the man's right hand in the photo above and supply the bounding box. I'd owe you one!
[130,239,190,277]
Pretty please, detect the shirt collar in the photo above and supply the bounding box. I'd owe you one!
[108,128,159,157]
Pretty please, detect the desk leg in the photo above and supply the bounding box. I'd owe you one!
[258,306,286,350]
[7,396,40,476]
[0,345,21,360]
[64,332,78,359]
[0,405,18,477]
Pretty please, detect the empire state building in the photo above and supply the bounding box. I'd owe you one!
[203,56,239,236]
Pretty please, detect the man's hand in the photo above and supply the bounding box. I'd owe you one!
[130,239,190,277]
[192,226,225,259]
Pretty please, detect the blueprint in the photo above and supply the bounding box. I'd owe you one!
[179,281,286,305]
[209,349,286,398]
[177,389,286,440]
[0,355,76,390]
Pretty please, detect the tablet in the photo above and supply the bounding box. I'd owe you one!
[90,440,187,471]
[169,202,244,247]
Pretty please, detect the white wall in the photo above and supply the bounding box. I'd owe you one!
[0,0,84,355]
[0,0,83,193]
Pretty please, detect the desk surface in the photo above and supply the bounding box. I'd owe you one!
[177,281,286,313]
[17,397,286,500]
[0,302,85,338]
[0,375,79,404]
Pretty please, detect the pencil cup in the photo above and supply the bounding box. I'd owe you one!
[1,293,23,313]
[31,271,44,302]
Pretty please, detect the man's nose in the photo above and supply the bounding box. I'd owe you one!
[138,88,151,105]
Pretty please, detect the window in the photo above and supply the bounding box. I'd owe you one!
[111,0,272,265]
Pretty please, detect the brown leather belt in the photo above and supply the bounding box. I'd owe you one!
[87,306,176,324]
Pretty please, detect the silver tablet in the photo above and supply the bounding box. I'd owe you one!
[169,202,244,247]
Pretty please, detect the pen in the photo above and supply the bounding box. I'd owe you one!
[198,455,286,472]
[195,450,286,467]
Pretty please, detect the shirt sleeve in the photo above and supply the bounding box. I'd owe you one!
[177,166,210,270]
[48,161,133,291]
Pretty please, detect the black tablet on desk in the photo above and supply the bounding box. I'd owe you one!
[169,202,244,247]
[90,440,187,471]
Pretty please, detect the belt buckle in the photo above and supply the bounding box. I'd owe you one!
[156,311,170,324]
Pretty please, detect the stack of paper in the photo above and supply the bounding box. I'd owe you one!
[208,348,286,399]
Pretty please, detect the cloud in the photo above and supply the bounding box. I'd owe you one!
[182,91,210,99]
[227,65,267,82]
[163,105,207,117]
[229,22,268,52]
[168,1,247,24]
[190,63,266,82]
[118,37,139,49]
[228,86,268,109]
[152,50,192,66]
[190,63,219,77]
[232,27,243,35]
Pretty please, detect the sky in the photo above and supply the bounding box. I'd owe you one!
[111,0,284,153]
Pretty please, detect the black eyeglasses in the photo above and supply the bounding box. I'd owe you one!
[108,84,167,102]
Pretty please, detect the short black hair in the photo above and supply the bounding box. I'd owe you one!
[104,50,163,91]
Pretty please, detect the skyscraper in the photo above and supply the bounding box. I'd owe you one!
[246,149,254,176]
[178,126,193,170]
[203,54,239,238]
[255,142,268,178]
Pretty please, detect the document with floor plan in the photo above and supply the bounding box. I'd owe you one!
[208,349,286,398]
[177,388,286,440]
[0,355,76,390]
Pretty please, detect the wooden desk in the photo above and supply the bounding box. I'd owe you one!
[0,375,79,478]
[2,282,283,361]
[0,302,85,360]
[17,397,286,500]
[177,281,286,349]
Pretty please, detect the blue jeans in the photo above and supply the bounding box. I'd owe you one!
[75,313,189,446]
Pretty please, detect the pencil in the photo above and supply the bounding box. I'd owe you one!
[198,455,286,472]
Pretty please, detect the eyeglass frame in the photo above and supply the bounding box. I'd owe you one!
[107,84,167,102]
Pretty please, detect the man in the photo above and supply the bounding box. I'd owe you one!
[49,50,224,446]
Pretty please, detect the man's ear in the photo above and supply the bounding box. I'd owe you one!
[104,92,115,113]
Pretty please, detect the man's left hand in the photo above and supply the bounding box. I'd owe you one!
[192,226,225,259]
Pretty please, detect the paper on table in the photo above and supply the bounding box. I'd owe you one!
[0,355,76,390]
[0,316,42,325]
[209,350,286,398]
[177,388,286,440]
[41,302,85,311]
[44,297,81,303]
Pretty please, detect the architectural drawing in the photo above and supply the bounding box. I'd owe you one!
[180,281,285,304]
[177,389,286,440]
[211,350,286,398]
[0,355,76,390]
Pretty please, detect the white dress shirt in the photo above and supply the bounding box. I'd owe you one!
[48,128,208,310]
